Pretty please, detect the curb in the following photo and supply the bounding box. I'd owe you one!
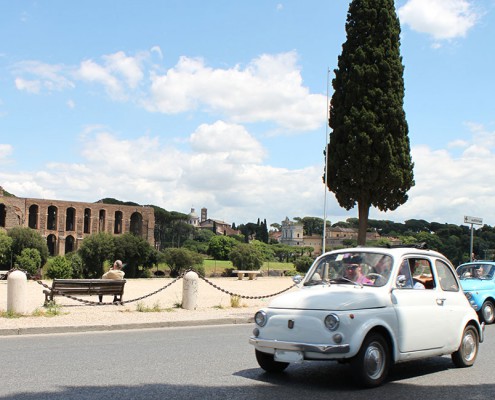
[0,316,254,336]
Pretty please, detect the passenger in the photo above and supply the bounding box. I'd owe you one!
[344,264,373,285]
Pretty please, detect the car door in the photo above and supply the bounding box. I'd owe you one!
[391,257,446,352]
[432,259,468,349]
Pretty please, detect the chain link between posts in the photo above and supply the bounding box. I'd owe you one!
[27,269,297,306]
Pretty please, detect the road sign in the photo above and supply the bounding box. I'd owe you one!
[464,216,483,225]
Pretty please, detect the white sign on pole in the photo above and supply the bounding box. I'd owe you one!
[464,216,483,225]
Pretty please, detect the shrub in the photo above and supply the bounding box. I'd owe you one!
[15,248,41,278]
[294,256,314,274]
[45,256,73,279]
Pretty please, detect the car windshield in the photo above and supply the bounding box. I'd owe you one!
[304,251,393,287]
[457,264,495,280]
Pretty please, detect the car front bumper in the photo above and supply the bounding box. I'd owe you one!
[249,337,350,354]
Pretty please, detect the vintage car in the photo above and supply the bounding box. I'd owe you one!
[249,246,484,387]
[457,261,495,324]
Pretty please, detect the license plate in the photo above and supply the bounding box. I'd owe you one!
[274,350,304,363]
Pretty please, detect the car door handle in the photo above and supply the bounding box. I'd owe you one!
[436,298,446,306]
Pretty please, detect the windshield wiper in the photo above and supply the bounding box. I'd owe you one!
[329,277,363,287]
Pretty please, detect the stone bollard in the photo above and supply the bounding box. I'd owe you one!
[7,270,27,314]
[182,271,198,310]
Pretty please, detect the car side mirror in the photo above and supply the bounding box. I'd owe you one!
[293,275,302,284]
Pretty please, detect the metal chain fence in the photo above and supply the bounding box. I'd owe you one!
[17,268,298,306]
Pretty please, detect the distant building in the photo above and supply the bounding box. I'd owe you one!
[187,207,240,236]
[0,187,155,256]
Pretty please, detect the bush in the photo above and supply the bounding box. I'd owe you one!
[294,256,314,274]
[15,248,41,278]
[45,256,73,279]
[65,252,84,278]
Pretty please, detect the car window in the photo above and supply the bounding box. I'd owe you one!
[304,251,392,287]
[396,258,434,289]
[457,263,494,280]
[435,260,459,292]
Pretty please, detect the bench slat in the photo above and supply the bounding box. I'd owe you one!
[44,279,126,304]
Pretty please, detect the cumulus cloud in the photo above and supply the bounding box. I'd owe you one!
[145,51,326,131]
[398,0,480,42]
[0,144,13,164]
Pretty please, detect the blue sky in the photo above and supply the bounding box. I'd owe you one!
[1,0,495,229]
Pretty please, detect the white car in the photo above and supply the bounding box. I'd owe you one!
[249,246,484,387]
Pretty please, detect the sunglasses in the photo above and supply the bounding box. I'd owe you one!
[347,266,358,270]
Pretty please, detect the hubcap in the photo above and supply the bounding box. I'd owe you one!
[364,342,385,379]
[483,303,494,323]
[462,331,477,362]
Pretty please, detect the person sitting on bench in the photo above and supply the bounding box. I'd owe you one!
[102,260,125,301]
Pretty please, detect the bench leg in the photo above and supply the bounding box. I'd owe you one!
[248,273,256,280]
[237,273,244,280]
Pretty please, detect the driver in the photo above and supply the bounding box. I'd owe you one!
[344,264,373,285]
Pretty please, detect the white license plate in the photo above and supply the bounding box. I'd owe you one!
[274,350,304,363]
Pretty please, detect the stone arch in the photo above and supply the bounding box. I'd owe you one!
[130,212,143,235]
[0,203,5,227]
[66,207,76,231]
[114,211,123,234]
[28,204,39,229]
[47,206,58,231]
[99,209,106,232]
[47,234,57,256]
[84,208,91,234]
[65,235,75,254]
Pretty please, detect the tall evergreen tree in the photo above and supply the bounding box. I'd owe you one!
[326,0,414,245]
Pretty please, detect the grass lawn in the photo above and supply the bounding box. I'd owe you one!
[202,259,295,276]
[153,260,295,277]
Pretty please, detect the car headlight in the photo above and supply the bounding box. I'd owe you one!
[324,314,340,331]
[254,310,267,327]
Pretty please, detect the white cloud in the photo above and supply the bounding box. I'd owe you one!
[398,0,479,42]
[77,59,126,100]
[13,61,74,93]
[145,52,326,131]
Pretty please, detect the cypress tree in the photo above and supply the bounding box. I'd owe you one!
[327,0,414,245]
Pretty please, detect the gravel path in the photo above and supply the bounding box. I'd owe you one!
[0,276,296,335]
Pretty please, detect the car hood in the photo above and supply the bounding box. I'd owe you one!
[460,279,495,292]
[268,285,388,311]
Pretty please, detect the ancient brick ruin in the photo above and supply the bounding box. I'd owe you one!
[0,188,155,256]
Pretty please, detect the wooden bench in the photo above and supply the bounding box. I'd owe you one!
[232,270,262,280]
[43,279,126,304]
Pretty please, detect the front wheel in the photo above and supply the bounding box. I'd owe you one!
[452,325,479,368]
[350,333,390,388]
[255,349,289,373]
[480,300,495,324]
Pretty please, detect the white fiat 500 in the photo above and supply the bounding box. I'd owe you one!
[250,246,484,387]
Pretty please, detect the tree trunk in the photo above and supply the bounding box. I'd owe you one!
[357,201,370,246]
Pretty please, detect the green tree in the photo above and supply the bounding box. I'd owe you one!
[113,233,154,278]
[294,256,314,274]
[162,247,204,277]
[7,227,49,266]
[0,230,13,269]
[326,0,414,245]
[229,243,264,271]
[45,255,73,279]
[207,235,238,260]
[15,248,41,277]
[78,232,115,278]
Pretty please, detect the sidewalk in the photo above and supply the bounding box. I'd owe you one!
[0,276,296,336]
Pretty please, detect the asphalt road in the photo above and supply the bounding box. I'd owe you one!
[0,324,493,400]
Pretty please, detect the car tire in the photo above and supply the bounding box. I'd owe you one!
[255,349,289,373]
[350,332,390,388]
[480,300,495,324]
[452,325,479,368]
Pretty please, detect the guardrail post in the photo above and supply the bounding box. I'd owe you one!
[182,271,198,310]
[7,270,27,314]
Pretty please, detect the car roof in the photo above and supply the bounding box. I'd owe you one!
[323,246,447,259]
